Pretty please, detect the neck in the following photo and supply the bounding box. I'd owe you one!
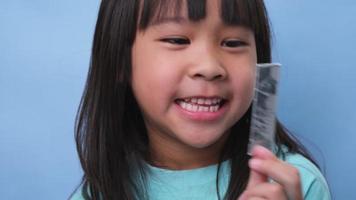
[147,131,229,170]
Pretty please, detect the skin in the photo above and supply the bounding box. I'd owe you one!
[131,0,303,199]
[239,145,303,200]
[132,0,256,169]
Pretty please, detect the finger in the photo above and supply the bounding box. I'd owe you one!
[238,191,248,200]
[238,192,267,200]
[249,158,302,200]
[249,158,300,187]
[248,198,266,200]
[246,168,268,190]
[244,182,288,200]
[249,145,299,187]
[250,145,277,161]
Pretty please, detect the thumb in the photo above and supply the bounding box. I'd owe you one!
[238,170,267,200]
[246,168,268,189]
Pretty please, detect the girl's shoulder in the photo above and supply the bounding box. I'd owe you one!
[281,152,332,200]
[69,185,87,200]
[69,191,84,200]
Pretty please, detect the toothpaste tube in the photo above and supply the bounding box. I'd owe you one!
[248,63,281,155]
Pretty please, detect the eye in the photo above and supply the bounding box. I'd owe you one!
[221,39,248,48]
[160,37,190,45]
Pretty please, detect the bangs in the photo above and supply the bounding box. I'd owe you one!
[137,0,271,62]
[138,0,205,28]
[221,0,260,30]
[138,0,266,33]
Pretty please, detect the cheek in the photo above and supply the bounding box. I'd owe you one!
[132,59,179,96]
[131,48,181,113]
[232,66,256,106]
[246,75,256,104]
[247,68,256,97]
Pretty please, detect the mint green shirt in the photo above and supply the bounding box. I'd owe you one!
[71,153,331,200]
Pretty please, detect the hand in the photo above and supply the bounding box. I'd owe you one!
[238,145,303,200]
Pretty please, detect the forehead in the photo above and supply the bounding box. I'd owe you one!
[138,0,258,30]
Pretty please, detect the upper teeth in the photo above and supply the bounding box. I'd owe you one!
[183,97,222,105]
[178,101,220,113]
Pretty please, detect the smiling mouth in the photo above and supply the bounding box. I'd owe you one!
[175,97,227,113]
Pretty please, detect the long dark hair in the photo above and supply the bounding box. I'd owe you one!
[74,0,317,199]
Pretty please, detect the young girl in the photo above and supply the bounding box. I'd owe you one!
[72,0,331,199]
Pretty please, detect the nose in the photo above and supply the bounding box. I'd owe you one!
[188,50,227,81]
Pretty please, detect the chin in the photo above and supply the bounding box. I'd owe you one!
[178,129,228,149]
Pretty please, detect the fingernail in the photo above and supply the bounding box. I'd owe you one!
[249,159,262,169]
[255,145,268,152]
[251,145,265,156]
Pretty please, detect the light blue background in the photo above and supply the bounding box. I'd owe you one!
[0,0,355,199]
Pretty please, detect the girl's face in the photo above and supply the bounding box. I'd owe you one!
[131,0,257,166]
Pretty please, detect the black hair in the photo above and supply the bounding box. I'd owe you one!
[73,0,317,199]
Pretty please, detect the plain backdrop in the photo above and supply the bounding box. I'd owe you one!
[1,0,355,199]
